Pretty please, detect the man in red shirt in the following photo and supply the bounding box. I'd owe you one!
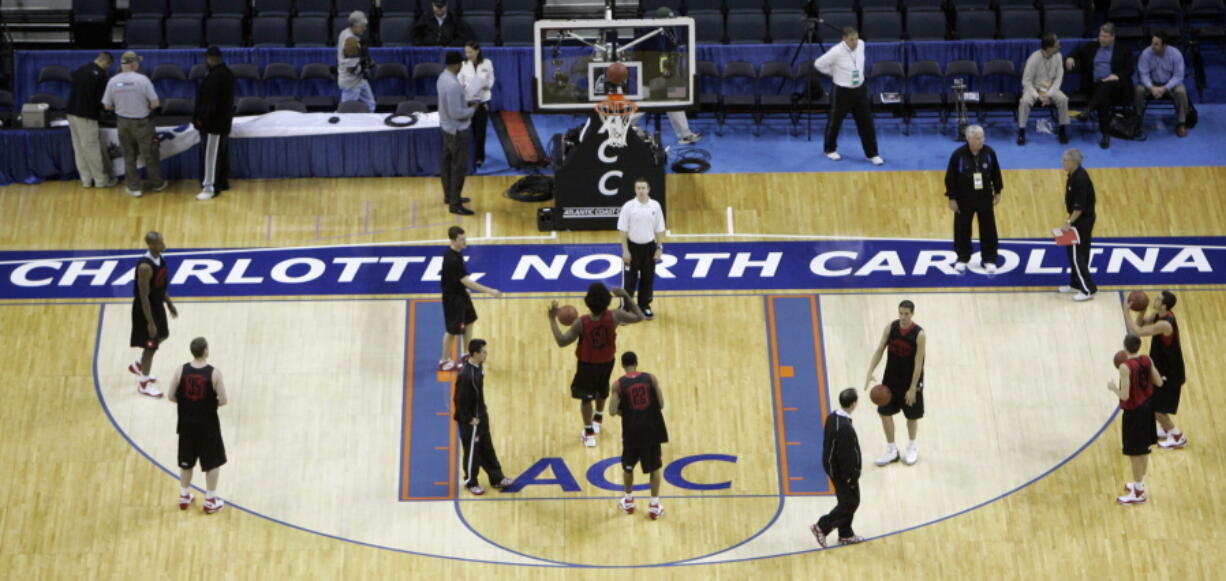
[1108,334,1164,505]
[548,283,643,447]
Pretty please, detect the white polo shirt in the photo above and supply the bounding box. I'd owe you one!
[815,40,866,89]
[617,197,665,245]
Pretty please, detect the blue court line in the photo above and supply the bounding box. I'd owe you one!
[767,295,833,495]
[399,299,456,501]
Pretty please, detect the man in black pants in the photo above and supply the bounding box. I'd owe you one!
[1066,23,1133,150]
[193,46,234,201]
[811,388,864,546]
[944,124,1004,274]
[453,339,513,495]
[1057,148,1097,301]
[617,178,665,320]
[815,27,884,166]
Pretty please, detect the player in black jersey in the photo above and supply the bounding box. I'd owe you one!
[168,337,228,514]
[128,231,178,398]
[608,352,668,519]
[864,300,926,467]
[1124,291,1188,449]
[438,226,502,371]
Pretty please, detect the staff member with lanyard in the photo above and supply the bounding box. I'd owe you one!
[815,27,883,166]
[458,40,494,168]
[944,125,1004,274]
[1057,149,1097,301]
[102,51,167,198]
[617,177,665,320]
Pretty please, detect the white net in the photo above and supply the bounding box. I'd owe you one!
[595,98,638,148]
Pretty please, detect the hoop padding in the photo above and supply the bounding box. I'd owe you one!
[595,98,639,148]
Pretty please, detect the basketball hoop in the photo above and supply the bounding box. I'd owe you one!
[595,95,638,148]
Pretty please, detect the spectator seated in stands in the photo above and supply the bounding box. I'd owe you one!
[1135,32,1190,138]
[1018,34,1070,146]
[338,11,375,112]
[1065,22,1133,150]
[412,0,473,47]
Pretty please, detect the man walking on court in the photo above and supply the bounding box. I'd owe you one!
[1125,291,1188,448]
[1109,335,1164,504]
[608,351,669,519]
[169,337,228,514]
[193,46,235,201]
[549,283,644,447]
[439,226,501,371]
[1056,149,1097,301]
[814,27,883,166]
[453,339,513,495]
[864,300,926,466]
[102,51,167,198]
[944,125,1004,274]
[66,52,116,189]
[128,231,178,397]
[618,177,665,320]
[438,51,477,215]
[811,388,864,547]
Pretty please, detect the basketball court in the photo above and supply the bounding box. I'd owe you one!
[3,11,1226,581]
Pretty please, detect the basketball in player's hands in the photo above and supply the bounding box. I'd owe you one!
[606,62,629,85]
[1113,350,1129,368]
[1127,290,1149,312]
[557,305,579,326]
[869,384,891,406]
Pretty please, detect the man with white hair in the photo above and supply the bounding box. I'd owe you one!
[337,11,375,112]
[943,125,1004,274]
[102,50,166,198]
[1056,149,1097,301]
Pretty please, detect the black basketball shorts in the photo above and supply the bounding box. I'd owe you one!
[571,361,615,400]
[877,379,925,420]
[1121,400,1158,456]
[1150,380,1183,415]
[442,292,478,336]
[178,425,228,472]
[622,441,663,474]
[130,300,169,349]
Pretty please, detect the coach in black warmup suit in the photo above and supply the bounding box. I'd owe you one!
[453,339,513,495]
[193,46,234,201]
[811,388,864,547]
[1057,149,1097,301]
[1066,23,1133,150]
[944,125,1004,274]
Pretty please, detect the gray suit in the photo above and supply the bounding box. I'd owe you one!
[437,69,475,206]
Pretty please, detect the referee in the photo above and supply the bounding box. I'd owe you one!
[617,177,665,320]
[944,125,1004,274]
[815,27,883,166]
[1057,149,1097,301]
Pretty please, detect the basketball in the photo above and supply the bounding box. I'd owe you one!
[870,384,891,406]
[606,62,629,85]
[1113,349,1129,368]
[557,305,579,326]
[1127,290,1149,312]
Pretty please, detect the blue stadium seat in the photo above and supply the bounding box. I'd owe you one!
[125,17,164,49]
[728,11,768,43]
[293,16,331,47]
[255,0,293,17]
[815,11,856,42]
[906,10,947,40]
[252,16,291,47]
[169,0,206,17]
[72,0,113,24]
[211,0,251,18]
[165,17,204,48]
[500,13,536,46]
[691,10,726,44]
[206,17,244,47]
[999,8,1040,39]
[130,0,167,18]
[954,9,998,40]
[466,13,497,45]
[298,0,336,17]
[300,62,339,110]
[769,10,809,42]
[1043,8,1086,38]
[380,16,414,46]
[262,63,299,102]
[861,11,903,41]
[381,0,418,15]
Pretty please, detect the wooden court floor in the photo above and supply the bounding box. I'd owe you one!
[1,166,1225,580]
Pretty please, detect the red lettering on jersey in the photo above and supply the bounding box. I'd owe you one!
[184,374,206,401]
[888,338,915,357]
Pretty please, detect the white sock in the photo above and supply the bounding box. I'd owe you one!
[140,374,149,382]
[651,497,660,505]
[180,487,189,497]
[623,494,633,501]
[909,440,918,447]
[1171,427,1182,438]
[886,443,897,451]
[1134,481,1145,492]
[1157,426,1169,437]
[206,490,215,500]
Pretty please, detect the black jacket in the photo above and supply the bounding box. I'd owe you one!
[821,411,861,483]
[193,63,235,135]
[66,62,110,120]
[411,13,472,46]
[944,143,1004,199]
[1070,41,1134,94]
[452,362,488,425]
[1065,166,1096,225]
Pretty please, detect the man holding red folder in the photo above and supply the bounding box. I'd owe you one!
[1056,149,1097,301]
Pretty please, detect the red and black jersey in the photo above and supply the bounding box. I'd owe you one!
[884,320,923,387]
[176,363,219,431]
[1148,312,1185,385]
[135,254,170,303]
[576,311,617,364]
[1121,355,1155,411]
[616,372,668,446]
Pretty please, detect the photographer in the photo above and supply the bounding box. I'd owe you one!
[337,11,375,112]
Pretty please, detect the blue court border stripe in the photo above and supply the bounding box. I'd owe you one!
[767,295,833,495]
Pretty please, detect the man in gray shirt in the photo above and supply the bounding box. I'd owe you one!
[337,11,374,112]
[1017,34,1069,146]
[438,51,476,215]
[102,51,167,197]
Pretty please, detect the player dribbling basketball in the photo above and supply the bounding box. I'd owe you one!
[864,300,926,466]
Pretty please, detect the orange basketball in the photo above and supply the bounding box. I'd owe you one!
[606,62,629,85]
[870,384,891,406]
[1113,350,1129,368]
[1127,290,1149,312]
[557,305,579,326]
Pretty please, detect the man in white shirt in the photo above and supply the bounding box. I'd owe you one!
[814,27,883,166]
[617,178,665,320]
[337,11,375,112]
